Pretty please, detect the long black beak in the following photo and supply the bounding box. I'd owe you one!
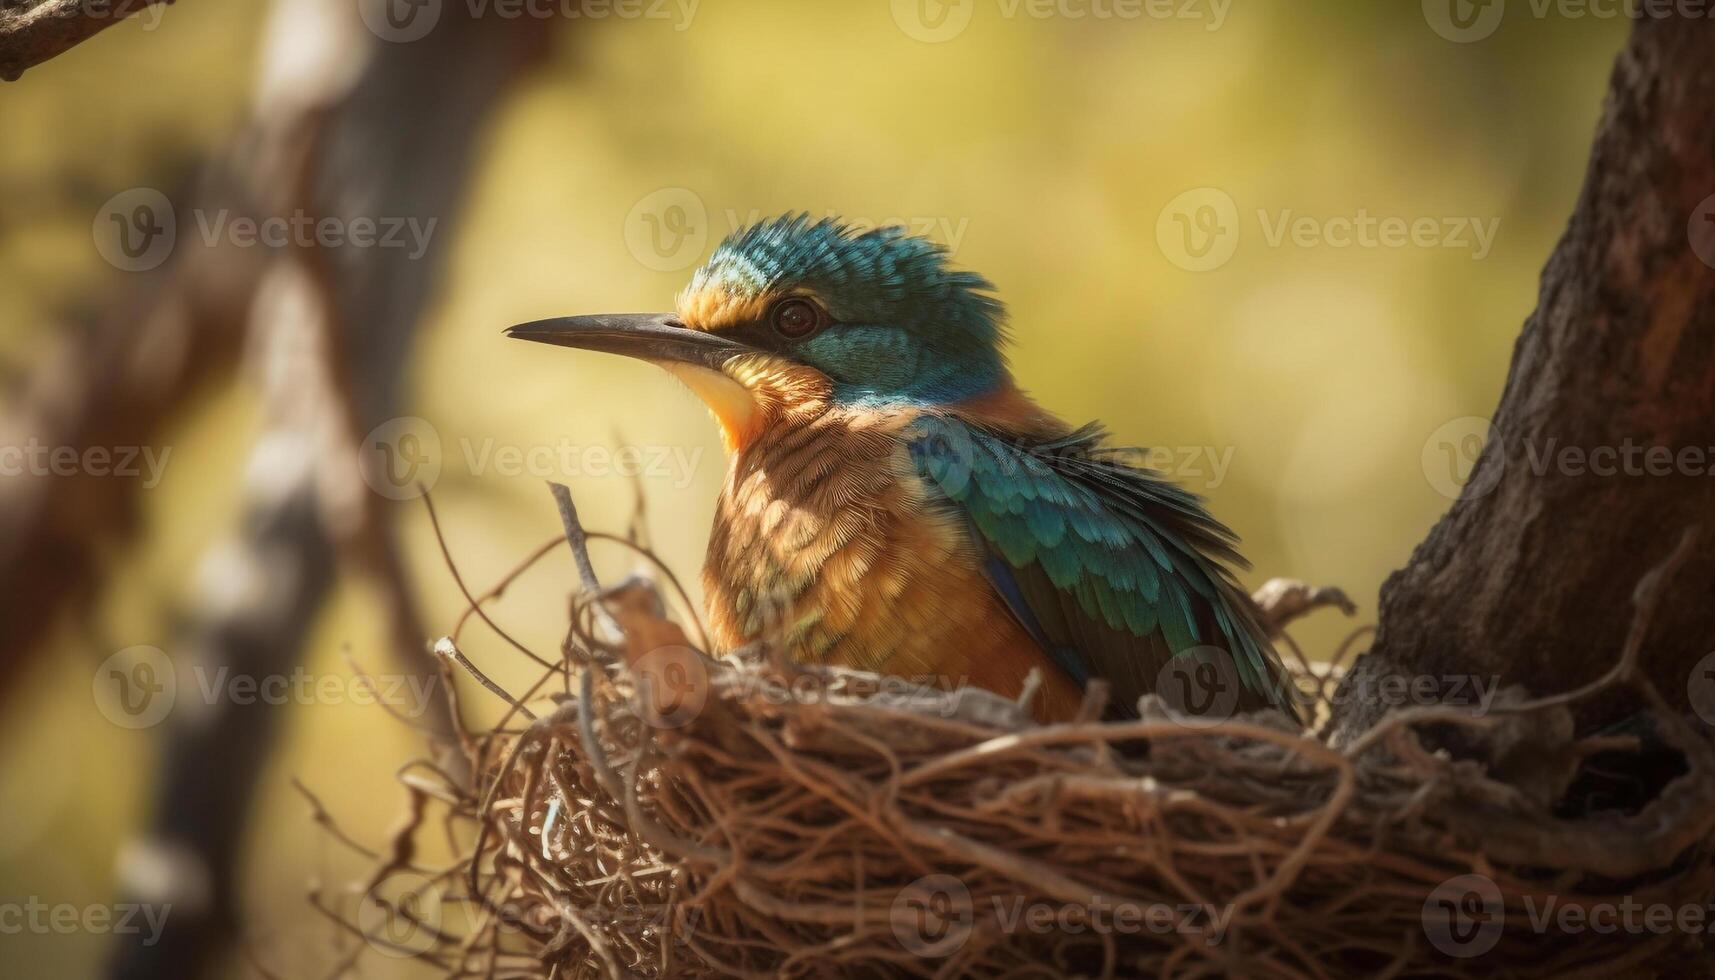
[504,313,750,370]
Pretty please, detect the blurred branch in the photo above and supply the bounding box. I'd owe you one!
[0,167,267,694]
[0,0,173,80]
[91,2,550,978]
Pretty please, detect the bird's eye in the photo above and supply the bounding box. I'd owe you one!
[769,298,824,339]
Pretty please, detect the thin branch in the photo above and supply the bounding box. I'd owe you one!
[434,637,537,722]
[548,481,622,641]
[0,0,174,80]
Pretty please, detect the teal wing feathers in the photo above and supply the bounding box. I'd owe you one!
[908,419,1296,720]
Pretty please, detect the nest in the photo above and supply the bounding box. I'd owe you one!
[309,490,1715,978]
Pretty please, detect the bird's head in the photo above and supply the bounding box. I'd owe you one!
[507,215,1010,448]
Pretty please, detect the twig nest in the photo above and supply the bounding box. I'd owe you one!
[344,638,1715,978]
[325,511,1715,977]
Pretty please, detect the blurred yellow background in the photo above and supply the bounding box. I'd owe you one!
[0,2,1626,976]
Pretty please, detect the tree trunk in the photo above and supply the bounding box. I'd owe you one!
[1331,15,1715,742]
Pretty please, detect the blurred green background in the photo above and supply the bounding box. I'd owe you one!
[0,1,1625,976]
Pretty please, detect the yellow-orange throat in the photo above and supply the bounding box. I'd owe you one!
[659,362,762,452]
[660,356,836,454]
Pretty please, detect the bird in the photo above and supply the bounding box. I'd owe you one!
[507,215,1300,724]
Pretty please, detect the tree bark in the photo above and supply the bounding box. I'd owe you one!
[0,0,173,80]
[1331,15,1715,742]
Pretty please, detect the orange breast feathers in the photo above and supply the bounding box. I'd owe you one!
[697,396,1082,720]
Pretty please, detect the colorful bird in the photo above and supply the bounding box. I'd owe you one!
[508,216,1299,723]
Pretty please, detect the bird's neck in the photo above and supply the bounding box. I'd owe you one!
[660,355,833,454]
[667,351,1066,456]
[937,378,1070,440]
